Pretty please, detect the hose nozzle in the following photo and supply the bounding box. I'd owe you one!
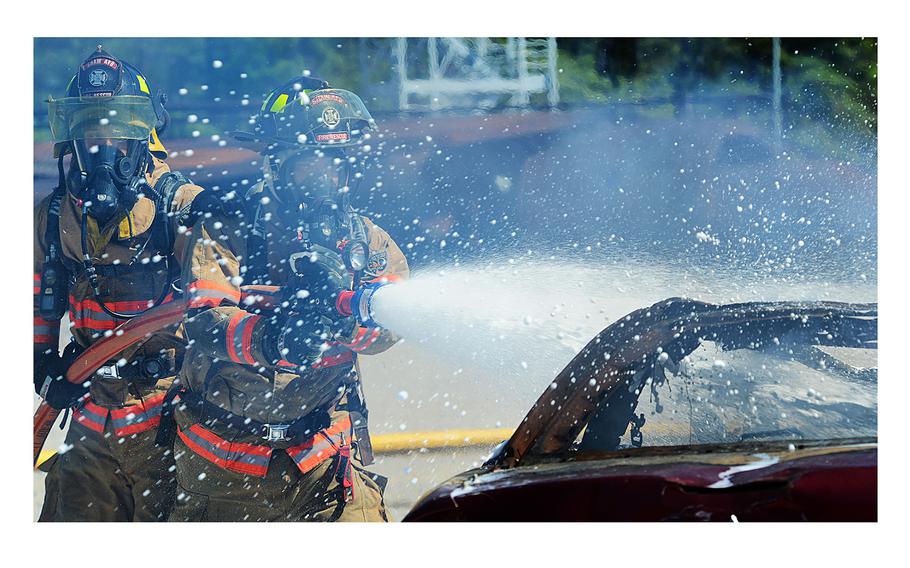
[336,279,395,328]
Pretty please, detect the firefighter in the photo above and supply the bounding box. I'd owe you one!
[164,78,408,521]
[34,46,214,521]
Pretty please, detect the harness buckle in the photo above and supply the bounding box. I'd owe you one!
[262,424,291,442]
[95,364,121,380]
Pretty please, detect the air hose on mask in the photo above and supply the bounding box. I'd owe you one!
[77,171,175,320]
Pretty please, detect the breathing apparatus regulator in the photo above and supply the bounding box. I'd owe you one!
[42,46,175,321]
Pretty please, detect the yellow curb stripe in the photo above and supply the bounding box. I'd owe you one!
[34,428,516,470]
[370,428,515,453]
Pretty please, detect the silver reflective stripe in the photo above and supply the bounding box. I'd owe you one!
[289,433,339,469]
[39,377,53,399]
[70,308,119,322]
[231,314,254,361]
[180,427,271,469]
[34,325,58,335]
[75,405,107,426]
[191,288,235,301]
[110,404,162,430]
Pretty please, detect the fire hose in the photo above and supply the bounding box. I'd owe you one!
[33,279,395,465]
[33,299,188,465]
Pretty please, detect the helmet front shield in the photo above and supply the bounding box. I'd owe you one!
[47,95,157,143]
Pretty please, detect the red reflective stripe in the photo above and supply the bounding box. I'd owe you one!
[83,400,109,417]
[188,296,225,308]
[241,315,259,365]
[293,445,338,474]
[326,415,352,437]
[34,316,60,343]
[286,415,352,454]
[240,286,281,309]
[362,329,382,350]
[33,274,40,294]
[69,295,174,314]
[114,416,161,436]
[109,392,166,420]
[286,415,353,473]
[73,401,109,433]
[177,426,270,477]
[34,316,60,327]
[312,350,354,369]
[69,295,175,330]
[342,328,370,349]
[341,328,381,352]
[110,393,166,436]
[73,410,105,433]
[70,318,118,331]
[187,424,272,456]
[271,350,354,371]
[188,279,241,305]
[225,312,244,364]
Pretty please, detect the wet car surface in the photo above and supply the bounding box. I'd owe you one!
[404,298,877,521]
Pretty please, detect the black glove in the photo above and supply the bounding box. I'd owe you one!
[182,187,224,228]
[264,245,357,366]
[34,342,89,410]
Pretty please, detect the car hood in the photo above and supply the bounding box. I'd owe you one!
[404,437,876,521]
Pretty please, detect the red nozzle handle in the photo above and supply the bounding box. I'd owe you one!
[336,290,355,317]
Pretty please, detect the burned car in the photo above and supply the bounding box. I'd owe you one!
[403,298,877,522]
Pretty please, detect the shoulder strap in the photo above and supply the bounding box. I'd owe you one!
[346,358,374,466]
[244,185,270,285]
[38,188,70,322]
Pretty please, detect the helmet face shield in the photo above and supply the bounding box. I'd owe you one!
[48,95,156,143]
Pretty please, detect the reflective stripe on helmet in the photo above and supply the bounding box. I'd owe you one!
[269,93,289,113]
[136,74,150,94]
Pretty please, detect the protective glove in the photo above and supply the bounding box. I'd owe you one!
[263,245,357,366]
[34,342,89,410]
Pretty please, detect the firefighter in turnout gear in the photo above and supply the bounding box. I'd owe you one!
[34,47,214,521]
[165,78,408,521]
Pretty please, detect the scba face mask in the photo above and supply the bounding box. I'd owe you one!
[69,138,148,225]
[274,149,361,212]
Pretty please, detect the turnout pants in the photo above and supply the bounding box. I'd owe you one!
[169,434,389,522]
[38,417,176,522]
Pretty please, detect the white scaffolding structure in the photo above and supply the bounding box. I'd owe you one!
[393,38,559,111]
